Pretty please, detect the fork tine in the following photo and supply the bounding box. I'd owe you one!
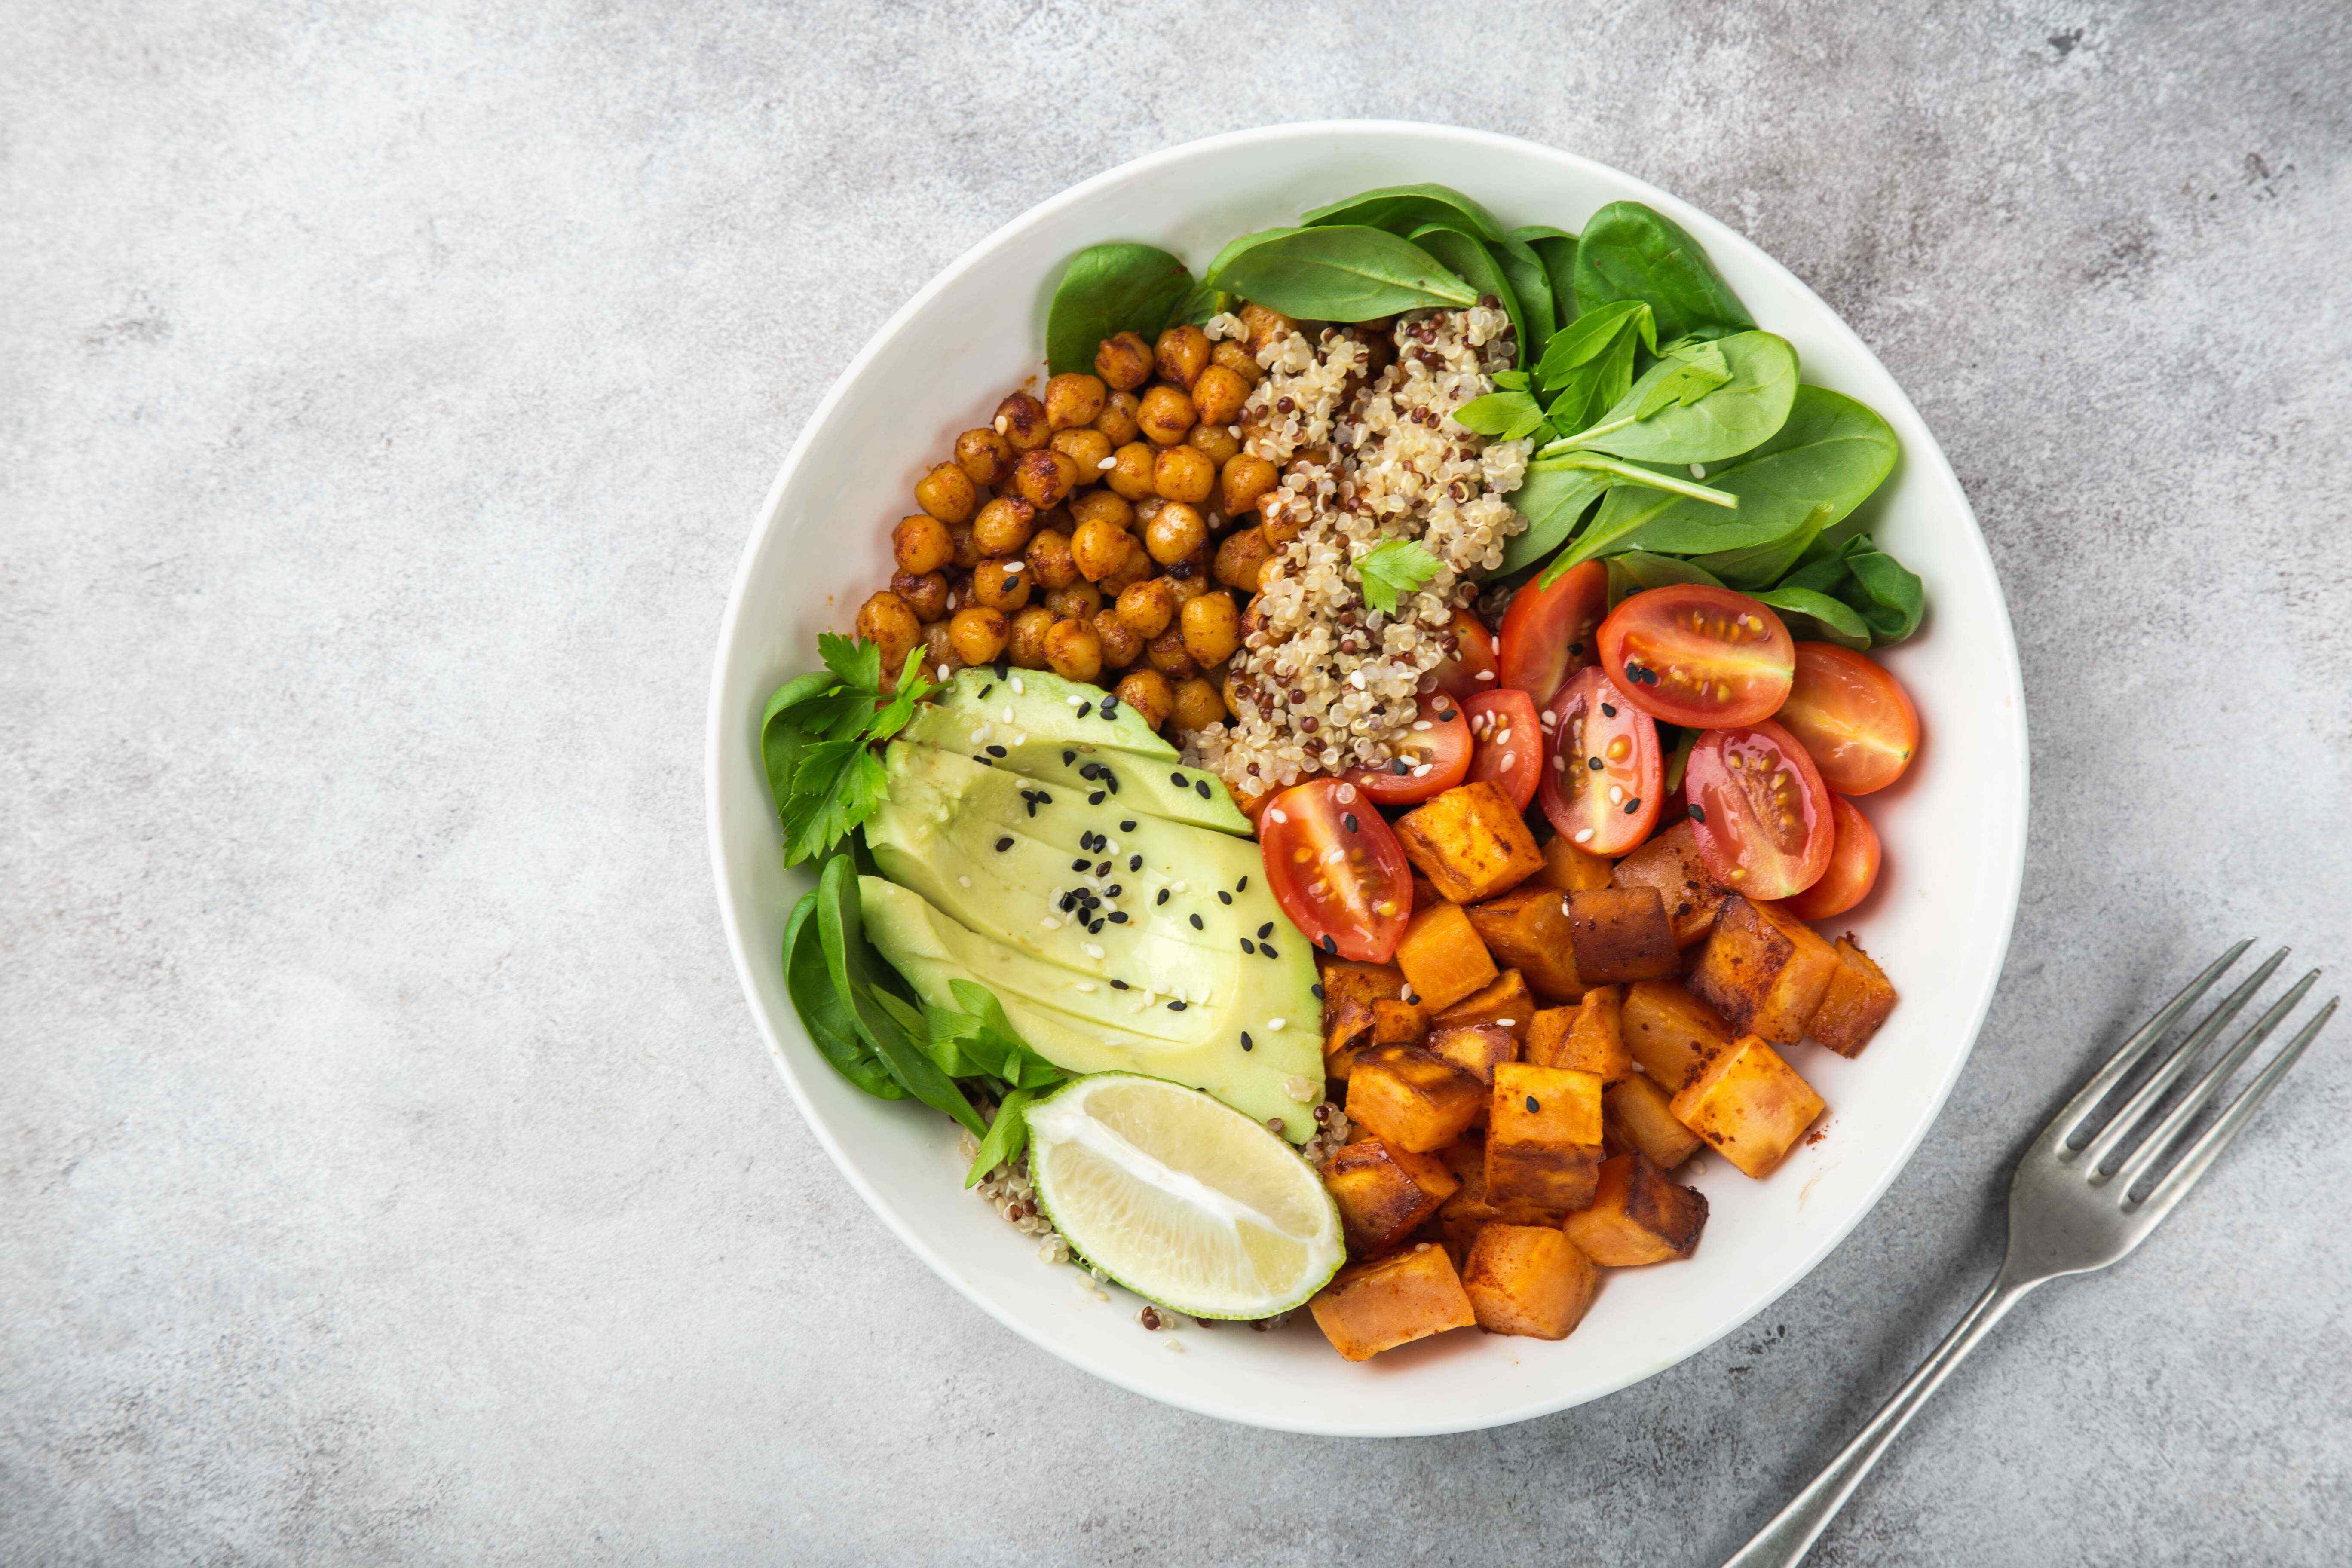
[2128,997,2337,1224]
[2106,970,2319,1190]
[2046,940,2251,1150]
[2075,948,2287,1170]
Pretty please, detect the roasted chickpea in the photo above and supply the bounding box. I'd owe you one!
[1071,514,1131,582]
[891,569,949,621]
[1068,487,1133,533]
[1007,605,1055,668]
[948,521,983,571]
[1190,364,1251,426]
[1097,536,1152,594]
[995,391,1050,452]
[1137,384,1197,446]
[1144,501,1207,565]
[1050,425,1113,476]
[971,496,1037,557]
[1180,590,1242,667]
[1044,617,1104,683]
[948,606,1009,666]
[1093,390,1142,445]
[1046,581,1104,619]
[1166,567,1214,604]
[969,556,1032,612]
[1024,527,1081,590]
[1154,325,1211,389]
[1214,524,1274,593]
[1115,578,1177,639]
[1092,608,1144,670]
[954,426,1015,487]
[1093,331,1154,392]
[1220,453,1278,516]
[914,462,977,524]
[855,590,922,677]
[1116,668,1176,730]
[1259,491,1306,547]
[1012,448,1078,509]
[1104,441,1158,500]
[1145,628,1199,680]
[1152,445,1218,505]
[1240,302,1299,355]
[920,620,961,680]
[1186,420,1240,465]
[1210,340,1262,387]
[1044,371,1108,430]
[892,512,954,575]
[1171,675,1226,732]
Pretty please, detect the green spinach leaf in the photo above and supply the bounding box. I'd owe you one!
[1300,182,1505,241]
[1408,225,1527,364]
[1510,226,1579,322]
[1750,585,1874,649]
[783,889,905,1100]
[1543,330,1798,465]
[1602,551,1726,600]
[964,1087,1041,1187]
[1501,453,1734,576]
[1045,243,1194,376]
[1571,201,1754,346]
[816,857,984,1133]
[1492,235,1557,361]
[1781,537,1926,644]
[1204,226,1477,319]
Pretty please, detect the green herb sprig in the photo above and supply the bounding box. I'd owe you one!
[761,635,934,866]
[1355,538,1443,615]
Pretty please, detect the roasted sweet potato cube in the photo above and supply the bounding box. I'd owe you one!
[1524,984,1630,1083]
[1537,834,1617,892]
[1671,1035,1826,1177]
[1566,887,1678,982]
[1620,979,1735,1090]
[1611,820,1730,946]
[1463,1224,1601,1339]
[1395,902,1498,1012]
[1433,968,1534,1042]
[1369,998,1429,1046]
[1319,959,1406,1031]
[1486,1062,1603,1215]
[1322,1139,1461,1253]
[1323,1001,1376,1081]
[1308,1242,1477,1361]
[1344,1046,1487,1153]
[1690,896,1840,1045]
[1602,1073,1703,1169]
[1411,872,1446,910]
[1809,937,1898,1057]
[1465,885,1585,1002]
[1563,1152,1710,1265]
[1396,781,1545,904]
[1427,1023,1519,1088]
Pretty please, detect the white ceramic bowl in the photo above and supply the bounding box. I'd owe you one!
[707,122,2027,1436]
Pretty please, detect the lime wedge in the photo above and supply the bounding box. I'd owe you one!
[1026,1073,1344,1320]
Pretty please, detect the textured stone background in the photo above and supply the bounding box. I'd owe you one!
[6,1,2349,1563]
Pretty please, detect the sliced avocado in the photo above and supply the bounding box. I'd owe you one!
[861,879,1320,1140]
[898,667,1248,834]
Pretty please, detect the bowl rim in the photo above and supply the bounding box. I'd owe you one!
[705,118,2029,1435]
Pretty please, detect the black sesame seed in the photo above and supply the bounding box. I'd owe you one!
[1062,750,1076,766]
[1120,820,1137,833]
[1058,891,1076,912]
[1194,779,1211,799]
[995,836,1013,852]
[1318,934,1338,955]
[1240,938,1256,954]
[1088,920,1103,934]
[1111,978,1129,990]
[1689,805,1707,823]
[1088,791,1105,805]
[1217,891,1232,905]
[1258,922,1274,939]
[1071,857,1090,872]
[1343,813,1358,833]
[1588,756,1605,771]
[1168,1000,1188,1012]
[972,755,992,766]
[978,683,994,700]
[1129,854,1142,871]
[1525,1095,1540,1113]
[1076,702,1092,718]
[1108,911,1128,924]
[1100,696,1120,719]
[1240,1032,1254,1051]
[1034,791,1051,805]
[1105,774,1119,793]
[1311,983,1325,1001]
[1157,889,1170,905]
[993,658,1010,681]
[1260,944,1278,959]
[1189,913,1204,930]
[1026,797,1038,817]
[1390,758,1409,775]
[1106,884,1122,898]
[1096,861,1111,876]
[1170,771,1187,787]
[1236,876,1248,891]
[1623,797,1642,814]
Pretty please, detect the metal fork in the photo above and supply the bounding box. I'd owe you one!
[1723,941,2337,1568]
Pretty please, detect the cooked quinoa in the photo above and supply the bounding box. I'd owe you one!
[1187,305,1531,794]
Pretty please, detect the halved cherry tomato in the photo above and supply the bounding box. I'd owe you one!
[1428,609,1499,701]
[1684,720,1834,899]
[1782,796,1882,920]
[1774,643,1920,795]
[1344,692,1471,805]
[1259,778,1411,962]
[1598,585,1795,728]
[1497,559,1607,708]
[1537,666,1661,855]
[1464,688,1542,810]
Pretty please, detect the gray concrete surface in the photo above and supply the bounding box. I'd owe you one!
[6,2,2349,1563]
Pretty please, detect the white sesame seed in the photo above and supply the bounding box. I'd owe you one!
[937,665,951,681]
[1496,1019,1516,1028]
[1474,669,1495,680]
[1010,677,1025,694]
[1172,881,1187,892]
[995,416,1009,433]
[1042,916,1062,929]
[1097,456,1116,470]
[1690,463,1707,478]
[1002,705,1015,723]
[1004,559,1024,572]
[1067,695,1085,707]
[1268,1018,1288,1032]
[1084,942,1105,959]
[958,876,972,888]
[1075,982,1097,992]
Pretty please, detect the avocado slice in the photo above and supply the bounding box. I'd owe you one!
[860,879,1322,1140]
[898,667,1248,834]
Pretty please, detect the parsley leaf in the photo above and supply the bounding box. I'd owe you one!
[761,641,933,865]
[1355,538,1443,616]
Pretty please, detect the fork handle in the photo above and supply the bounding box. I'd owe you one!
[1720,1274,2039,1568]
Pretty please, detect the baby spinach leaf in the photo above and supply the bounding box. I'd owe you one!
[1781,538,1926,643]
[1301,182,1505,241]
[1501,453,1734,576]
[1204,226,1477,319]
[1045,243,1194,376]
[1696,509,1826,589]
[1632,340,1731,417]
[1572,201,1754,346]
[1510,226,1579,322]
[1492,235,1558,361]
[1408,225,1527,363]
[965,1087,1041,1187]
[1544,330,1798,466]
[1603,551,1726,601]
[1534,301,1654,391]
[1178,282,1235,327]
[1750,585,1874,649]
[784,889,906,1101]
[817,857,984,1134]
[1452,389,1548,440]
